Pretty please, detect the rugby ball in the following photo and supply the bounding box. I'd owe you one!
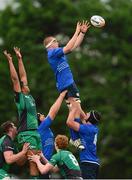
[90,15,105,28]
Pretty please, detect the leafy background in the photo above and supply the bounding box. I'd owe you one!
[0,0,132,178]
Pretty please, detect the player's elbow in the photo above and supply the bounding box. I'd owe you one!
[12,77,19,84]
[40,168,48,175]
[40,169,45,174]
[63,46,72,54]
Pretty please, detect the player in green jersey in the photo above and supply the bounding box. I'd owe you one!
[28,135,82,179]
[0,121,29,179]
[4,47,42,178]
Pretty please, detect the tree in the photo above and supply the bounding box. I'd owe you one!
[0,0,132,178]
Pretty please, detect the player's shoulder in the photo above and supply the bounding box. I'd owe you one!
[2,135,12,146]
[0,135,7,144]
[46,115,52,121]
[60,150,70,155]
[48,47,63,54]
[80,123,98,133]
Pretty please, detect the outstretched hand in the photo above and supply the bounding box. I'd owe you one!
[80,20,91,33]
[14,47,22,59]
[75,21,82,34]
[3,50,13,61]
[22,143,30,154]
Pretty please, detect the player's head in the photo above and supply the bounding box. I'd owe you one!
[37,113,45,125]
[43,36,59,49]
[21,81,30,94]
[55,135,69,150]
[1,121,17,136]
[85,110,101,125]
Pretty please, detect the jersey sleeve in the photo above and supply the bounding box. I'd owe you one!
[79,124,95,134]
[51,48,64,58]
[14,92,25,110]
[75,118,81,123]
[1,138,14,152]
[49,153,60,166]
[37,116,52,132]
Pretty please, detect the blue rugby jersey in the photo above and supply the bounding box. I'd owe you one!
[37,116,54,160]
[78,124,100,165]
[47,47,74,92]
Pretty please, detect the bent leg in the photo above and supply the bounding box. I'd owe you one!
[27,149,41,177]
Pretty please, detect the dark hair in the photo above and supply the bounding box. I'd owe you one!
[37,113,44,126]
[37,113,41,121]
[86,110,101,125]
[0,121,14,133]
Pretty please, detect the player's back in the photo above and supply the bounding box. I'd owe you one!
[50,150,81,178]
[79,124,100,164]
[47,48,74,92]
[15,92,38,132]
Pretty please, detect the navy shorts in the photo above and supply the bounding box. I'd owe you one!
[80,162,99,179]
[61,83,80,99]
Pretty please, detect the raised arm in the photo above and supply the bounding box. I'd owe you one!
[3,50,21,92]
[71,21,91,50]
[14,47,28,86]
[63,22,81,54]
[66,102,80,132]
[48,91,67,120]
[28,154,54,174]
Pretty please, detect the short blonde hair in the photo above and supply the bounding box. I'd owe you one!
[43,36,54,47]
[55,135,69,149]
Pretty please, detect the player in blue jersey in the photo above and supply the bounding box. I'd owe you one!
[66,102,101,179]
[43,21,90,112]
[43,21,91,149]
[37,90,67,179]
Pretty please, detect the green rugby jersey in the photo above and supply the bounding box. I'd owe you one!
[14,92,38,132]
[49,150,81,178]
[0,135,16,171]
